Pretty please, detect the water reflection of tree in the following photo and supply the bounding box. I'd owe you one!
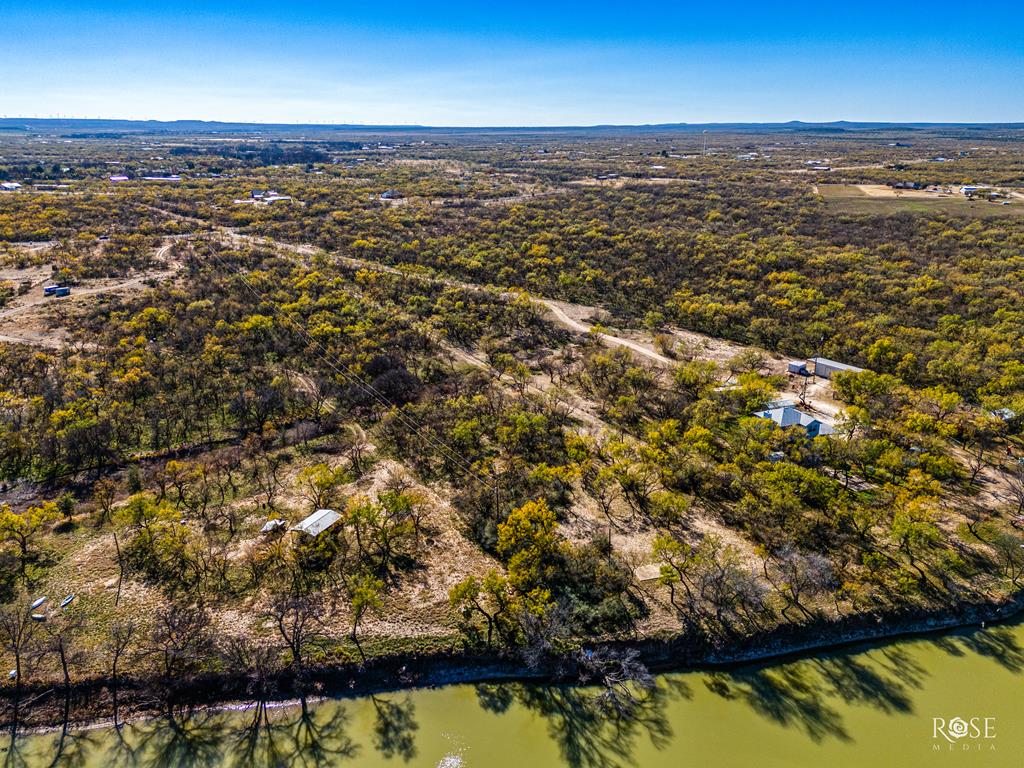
[9,622,1021,767]
[2,705,99,768]
[97,697,360,768]
[370,694,418,762]
[221,696,360,768]
[133,711,230,768]
[705,664,853,743]
[275,697,359,768]
[3,725,28,768]
[44,716,99,768]
[231,698,292,768]
[475,678,690,768]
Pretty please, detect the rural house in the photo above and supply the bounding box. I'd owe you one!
[754,400,836,438]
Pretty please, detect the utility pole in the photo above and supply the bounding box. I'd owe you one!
[702,130,709,157]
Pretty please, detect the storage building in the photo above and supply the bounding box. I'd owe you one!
[809,357,864,380]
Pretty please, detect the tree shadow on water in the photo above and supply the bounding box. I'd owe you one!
[934,625,1024,673]
[809,650,918,715]
[44,715,100,768]
[3,725,28,768]
[268,697,360,768]
[702,645,928,745]
[128,710,230,768]
[704,664,852,744]
[369,694,418,763]
[474,678,691,768]
[97,696,360,768]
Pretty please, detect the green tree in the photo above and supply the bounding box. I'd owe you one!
[350,574,384,660]
[0,502,59,576]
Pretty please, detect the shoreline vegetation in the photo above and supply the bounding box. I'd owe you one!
[4,591,1021,731]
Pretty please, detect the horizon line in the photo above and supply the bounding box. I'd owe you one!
[3,117,1024,132]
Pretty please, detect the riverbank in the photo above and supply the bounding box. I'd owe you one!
[4,589,1022,732]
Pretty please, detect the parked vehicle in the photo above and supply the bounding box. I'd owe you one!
[54,286,71,297]
[42,284,61,296]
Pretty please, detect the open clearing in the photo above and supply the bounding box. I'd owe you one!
[0,241,179,348]
[818,184,1024,216]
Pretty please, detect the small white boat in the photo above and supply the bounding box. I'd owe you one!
[7,670,16,680]
[60,595,75,609]
[30,597,47,610]
[30,614,46,622]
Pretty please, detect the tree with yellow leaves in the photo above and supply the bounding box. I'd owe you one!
[0,502,59,576]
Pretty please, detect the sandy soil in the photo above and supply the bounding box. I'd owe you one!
[537,297,673,365]
[856,184,950,199]
[0,242,177,348]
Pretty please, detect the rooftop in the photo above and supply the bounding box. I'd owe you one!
[291,508,341,537]
[755,402,835,436]
[810,357,864,373]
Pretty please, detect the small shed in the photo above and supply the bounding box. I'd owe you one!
[290,508,341,537]
[788,360,810,376]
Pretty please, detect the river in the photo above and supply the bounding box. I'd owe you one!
[7,618,1023,767]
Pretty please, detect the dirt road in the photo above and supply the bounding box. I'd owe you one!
[535,297,674,365]
[0,240,179,346]
[0,270,174,323]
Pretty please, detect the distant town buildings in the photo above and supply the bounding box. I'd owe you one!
[234,189,294,205]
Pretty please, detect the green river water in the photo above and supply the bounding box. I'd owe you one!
[6,618,1023,767]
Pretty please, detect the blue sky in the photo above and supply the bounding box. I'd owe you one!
[3,1,1022,125]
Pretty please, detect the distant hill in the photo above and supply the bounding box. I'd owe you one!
[1,118,1023,139]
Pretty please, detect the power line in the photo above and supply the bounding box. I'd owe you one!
[197,240,495,490]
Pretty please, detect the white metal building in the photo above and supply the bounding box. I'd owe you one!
[290,508,341,537]
[809,357,864,380]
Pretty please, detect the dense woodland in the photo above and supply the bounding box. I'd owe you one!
[0,125,1023,727]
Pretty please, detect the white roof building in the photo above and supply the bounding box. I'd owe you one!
[809,357,864,379]
[290,508,341,537]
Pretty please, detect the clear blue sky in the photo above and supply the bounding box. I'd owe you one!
[3,1,1022,125]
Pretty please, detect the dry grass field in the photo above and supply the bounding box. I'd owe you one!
[818,183,1024,216]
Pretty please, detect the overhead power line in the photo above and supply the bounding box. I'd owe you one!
[198,240,495,491]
